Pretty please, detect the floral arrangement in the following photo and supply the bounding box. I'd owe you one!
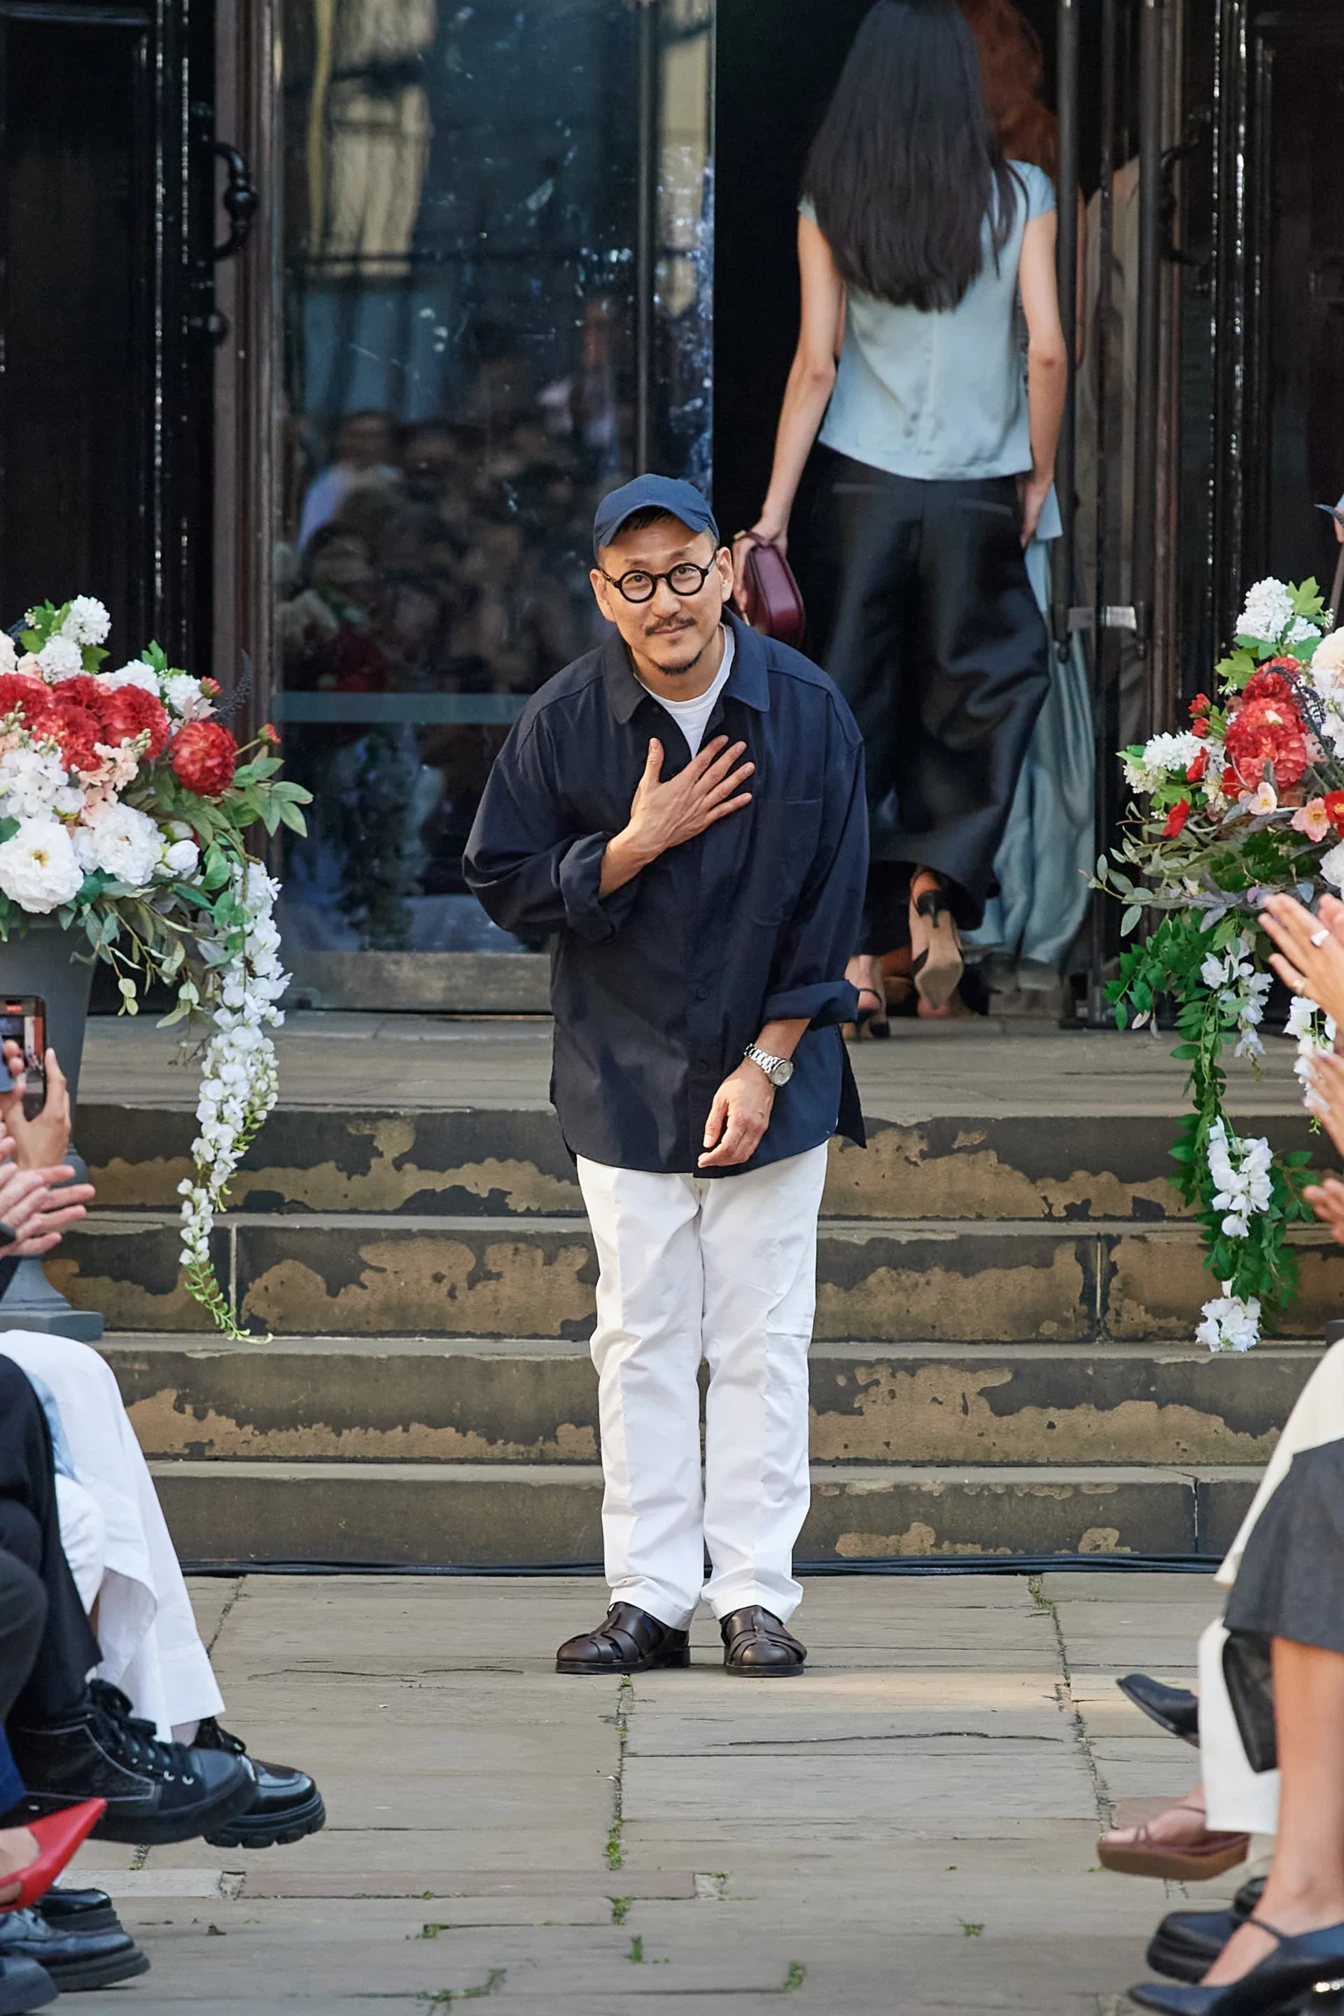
[0,596,310,1338]
[1099,576,1344,1351]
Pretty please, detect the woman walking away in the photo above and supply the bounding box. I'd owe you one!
[739,0,1065,1022]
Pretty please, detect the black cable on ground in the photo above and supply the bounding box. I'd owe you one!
[180,1552,1218,1578]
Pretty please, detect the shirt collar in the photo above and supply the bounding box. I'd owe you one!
[601,610,771,724]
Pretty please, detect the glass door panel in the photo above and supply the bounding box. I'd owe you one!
[275,0,714,960]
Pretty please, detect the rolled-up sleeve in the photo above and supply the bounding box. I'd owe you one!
[761,715,867,1028]
[464,715,640,944]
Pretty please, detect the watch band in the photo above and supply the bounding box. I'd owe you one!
[743,1042,793,1086]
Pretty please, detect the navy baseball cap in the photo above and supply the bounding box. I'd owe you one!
[592,475,719,558]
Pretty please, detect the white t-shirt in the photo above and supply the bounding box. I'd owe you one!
[638,627,735,756]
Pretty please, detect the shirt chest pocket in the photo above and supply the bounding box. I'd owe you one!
[745,798,824,926]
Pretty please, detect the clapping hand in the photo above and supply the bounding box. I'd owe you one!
[1260,892,1344,1026]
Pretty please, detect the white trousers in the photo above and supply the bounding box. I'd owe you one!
[0,1331,225,1741]
[575,1144,829,1630]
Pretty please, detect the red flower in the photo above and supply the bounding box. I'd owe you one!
[171,720,237,798]
[1242,660,1301,707]
[1190,692,1211,717]
[1224,695,1309,789]
[0,674,52,724]
[1191,718,1209,739]
[200,677,220,697]
[260,721,281,746]
[1162,798,1192,838]
[1324,791,1344,833]
[32,698,104,774]
[1221,765,1240,796]
[102,684,170,759]
[1186,749,1209,783]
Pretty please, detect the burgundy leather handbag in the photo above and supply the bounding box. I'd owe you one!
[733,534,807,650]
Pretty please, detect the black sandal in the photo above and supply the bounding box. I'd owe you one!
[910,879,963,1012]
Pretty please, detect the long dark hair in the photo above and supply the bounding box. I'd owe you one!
[803,0,1018,312]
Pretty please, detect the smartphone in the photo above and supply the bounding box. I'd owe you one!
[0,997,46,1118]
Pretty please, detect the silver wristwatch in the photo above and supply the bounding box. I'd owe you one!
[743,1042,794,1088]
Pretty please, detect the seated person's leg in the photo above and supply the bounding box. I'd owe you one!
[0,1332,222,1738]
[0,1361,255,1847]
[0,1334,326,1851]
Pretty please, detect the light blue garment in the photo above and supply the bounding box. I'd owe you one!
[964,487,1095,980]
[802,162,1055,482]
[16,1362,76,1480]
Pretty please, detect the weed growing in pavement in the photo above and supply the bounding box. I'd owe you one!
[627,1937,645,1964]
[610,1897,632,1925]
[417,1925,450,1940]
[959,1921,984,1938]
[780,1962,807,1993]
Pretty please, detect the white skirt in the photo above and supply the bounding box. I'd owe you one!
[0,1330,224,1740]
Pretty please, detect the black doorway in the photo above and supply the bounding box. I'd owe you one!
[711,0,872,539]
[711,0,1104,540]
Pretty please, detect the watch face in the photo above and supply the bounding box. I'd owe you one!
[773,1058,794,1086]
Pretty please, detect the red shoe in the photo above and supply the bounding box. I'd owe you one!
[0,1799,106,1913]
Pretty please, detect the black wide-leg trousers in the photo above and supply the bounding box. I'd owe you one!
[799,447,1051,948]
[0,1355,100,1728]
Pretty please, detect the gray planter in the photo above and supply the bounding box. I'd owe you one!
[0,916,100,1340]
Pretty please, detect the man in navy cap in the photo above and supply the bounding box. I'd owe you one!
[465,475,866,1677]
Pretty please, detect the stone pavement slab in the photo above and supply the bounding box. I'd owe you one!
[66,1569,1244,2013]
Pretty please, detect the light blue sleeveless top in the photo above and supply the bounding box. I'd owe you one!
[802,161,1055,483]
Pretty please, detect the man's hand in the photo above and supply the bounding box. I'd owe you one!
[698,1059,774,1170]
[0,1044,72,1171]
[601,736,754,895]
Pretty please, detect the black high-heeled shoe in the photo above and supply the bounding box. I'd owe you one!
[1128,1916,1344,2014]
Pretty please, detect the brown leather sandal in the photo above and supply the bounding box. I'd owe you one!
[910,878,964,1012]
[1097,1804,1251,1881]
[555,1603,690,1675]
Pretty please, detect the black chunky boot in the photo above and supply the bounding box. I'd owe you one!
[7,1681,255,1846]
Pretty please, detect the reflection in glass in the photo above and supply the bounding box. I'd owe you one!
[276,0,714,954]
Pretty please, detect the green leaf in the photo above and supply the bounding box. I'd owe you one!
[278,800,308,835]
[1121,903,1142,937]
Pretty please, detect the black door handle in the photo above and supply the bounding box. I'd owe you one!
[1159,106,1210,269]
[213,141,258,261]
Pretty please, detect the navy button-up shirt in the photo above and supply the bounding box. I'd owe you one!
[464,612,867,1177]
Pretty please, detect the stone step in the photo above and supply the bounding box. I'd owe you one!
[101,1335,1319,1469]
[75,1101,1320,1224]
[58,1211,1344,1340]
[148,1457,1260,1565]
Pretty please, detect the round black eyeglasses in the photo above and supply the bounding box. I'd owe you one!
[598,558,721,604]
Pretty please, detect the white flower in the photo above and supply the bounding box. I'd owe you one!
[59,597,110,648]
[1237,578,1296,644]
[0,634,15,677]
[0,817,83,913]
[1196,1290,1262,1354]
[1123,731,1203,796]
[161,837,200,879]
[0,746,67,820]
[83,803,161,887]
[178,863,290,1315]
[1289,616,1322,645]
[101,660,160,695]
[35,636,83,682]
[1245,780,1278,816]
[1321,843,1344,890]
[161,672,205,717]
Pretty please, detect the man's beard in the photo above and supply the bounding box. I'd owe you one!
[644,624,711,677]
